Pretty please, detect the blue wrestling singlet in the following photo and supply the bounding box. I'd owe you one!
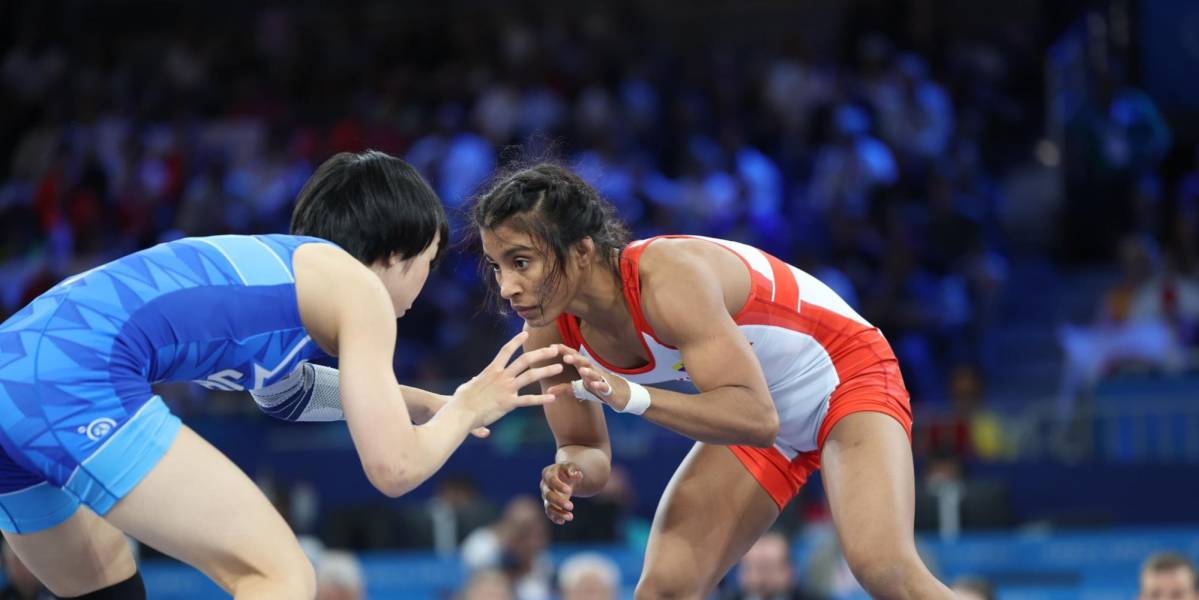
[0,234,334,532]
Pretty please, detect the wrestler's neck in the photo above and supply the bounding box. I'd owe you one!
[564,253,630,332]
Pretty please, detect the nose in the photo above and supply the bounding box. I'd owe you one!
[498,270,521,300]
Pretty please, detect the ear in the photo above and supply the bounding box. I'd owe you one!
[573,237,596,267]
[368,254,399,275]
[394,253,417,273]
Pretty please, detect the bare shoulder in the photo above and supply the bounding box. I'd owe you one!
[637,237,706,271]
[293,242,391,354]
[637,237,746,285]
[294,243,386,302]
[294,242,361,277]
[637,238,748,334]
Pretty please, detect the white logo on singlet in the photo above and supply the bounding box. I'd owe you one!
[195,369,246,392]
[251,336,312,389]
[191,336,310,393]
[78,418,118,441]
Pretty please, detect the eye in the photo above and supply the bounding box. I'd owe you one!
[514,258,530,270]
[486,261,500,274]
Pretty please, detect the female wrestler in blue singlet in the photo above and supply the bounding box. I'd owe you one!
[0,151,562,598]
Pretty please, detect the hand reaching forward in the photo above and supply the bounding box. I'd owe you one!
[450,332,563,429]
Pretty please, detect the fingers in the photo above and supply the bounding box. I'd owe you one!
[490,331,530,369]
[544,499,573,524]
[540,485,575,512]
[504,344,562,377]
[561,464,584,485]
[471,427,491,438]
[540,466,577,524]
[562,350,613,395]
[542,465,578,496]
[564,363,613,402]
[560,346,591,369]
[575,366,613,396]
[551,463,584,486]
[512,363,564,389]
[513,393,556,407]
[589,378,613,397]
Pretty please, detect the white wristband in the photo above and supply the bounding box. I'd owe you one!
[621,380,651,416]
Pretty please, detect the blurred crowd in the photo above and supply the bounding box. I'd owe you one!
[0,2,1048,408]
[1052,52,1199,416]
[10,0,1190,438]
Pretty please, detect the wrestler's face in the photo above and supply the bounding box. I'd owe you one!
[480,224,585,328]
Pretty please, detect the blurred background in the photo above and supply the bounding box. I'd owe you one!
[2,0,1199,598]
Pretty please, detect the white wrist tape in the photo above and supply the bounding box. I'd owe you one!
[570,377,652,416]
[622,380,651,415]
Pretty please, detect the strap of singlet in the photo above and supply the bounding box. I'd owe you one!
[554,312,584,350]
[617,237,666,343]
[554,236,668,348]
[557,235,775,348]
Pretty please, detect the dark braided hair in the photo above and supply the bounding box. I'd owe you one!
[471,163,630,313]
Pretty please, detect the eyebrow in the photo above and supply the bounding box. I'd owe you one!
[502,245,536,258]
[481,245,535,262]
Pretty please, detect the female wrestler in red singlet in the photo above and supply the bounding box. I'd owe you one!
[473,164,956,600]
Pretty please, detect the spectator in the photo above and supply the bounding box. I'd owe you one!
[1139,553,1198,600]
[558,553,621,600]
[807,104,898,219]
[460,569,515,600]
[420,476,497,556]
[315,550,365,600]
[1062,61,1171,262]
[722,531,823,600]
[1058,236,1197,416]
[462,496,553,600]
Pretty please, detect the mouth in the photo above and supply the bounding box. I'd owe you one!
[512,305,539,319]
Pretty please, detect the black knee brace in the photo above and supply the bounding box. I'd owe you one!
[64,571,145,600]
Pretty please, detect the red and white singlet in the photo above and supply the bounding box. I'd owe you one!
[556,235,913,508]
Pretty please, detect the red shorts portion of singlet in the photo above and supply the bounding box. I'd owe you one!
[727,328,912,509]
